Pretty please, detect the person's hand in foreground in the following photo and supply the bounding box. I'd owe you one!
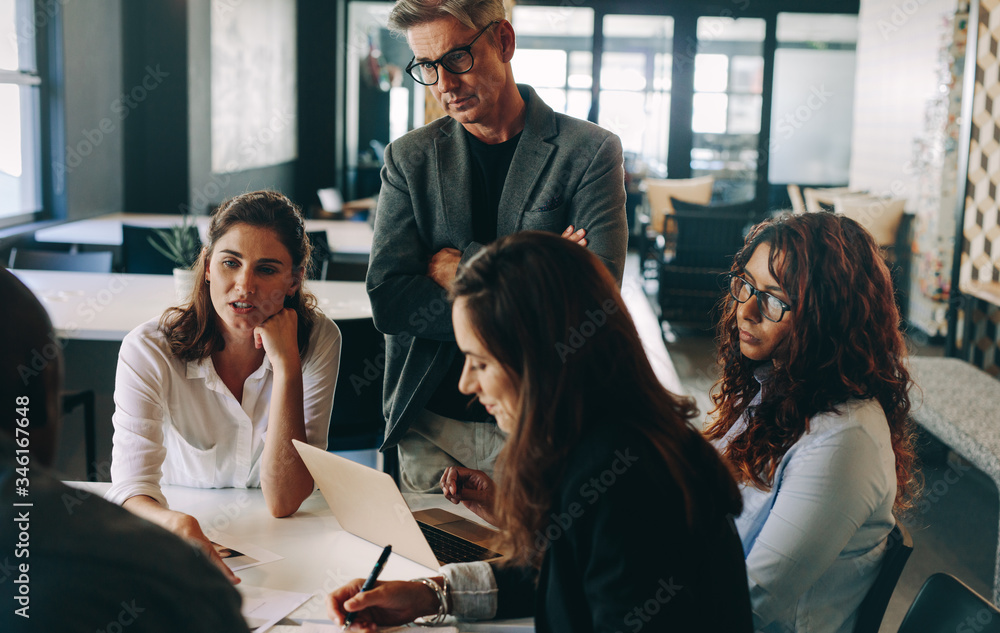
[327,578,443,631]
[123,496,240,584]
[440,466,497,526]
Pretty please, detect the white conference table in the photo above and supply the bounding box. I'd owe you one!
[34,212,373,255]
[10,269,371,341]
[67,482,534,632]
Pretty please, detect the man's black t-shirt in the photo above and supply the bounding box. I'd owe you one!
[424,129,523,422]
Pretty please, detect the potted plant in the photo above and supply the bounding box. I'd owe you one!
[148,215,202,301]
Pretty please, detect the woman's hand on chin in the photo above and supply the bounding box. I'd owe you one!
[254,307,300,373]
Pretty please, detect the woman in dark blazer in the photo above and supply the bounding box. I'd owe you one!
[327,231,753,632]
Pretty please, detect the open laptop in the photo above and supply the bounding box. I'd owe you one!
[293,439,504,569]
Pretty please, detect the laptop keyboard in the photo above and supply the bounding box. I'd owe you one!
[418,521,503,565]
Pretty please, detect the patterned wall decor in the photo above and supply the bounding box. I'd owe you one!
[910,5,968,338]
[955,0,1000,374]
[959,302,1000,374]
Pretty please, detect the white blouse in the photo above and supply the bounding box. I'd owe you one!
[107,315,341,507]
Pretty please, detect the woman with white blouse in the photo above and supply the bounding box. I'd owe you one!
[705,212,919,633]
[107,191,340,580]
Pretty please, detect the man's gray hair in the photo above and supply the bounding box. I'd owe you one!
[387,0,506,34]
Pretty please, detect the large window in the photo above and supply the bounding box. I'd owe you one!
[0,0,42,221]
[510,6,594,122]
[340,2,859,208]
[690,16,766,202]
[598,15,673,173]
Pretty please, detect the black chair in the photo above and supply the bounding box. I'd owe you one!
[897,573,1000,633]
[326,252,369,282]
[306,230,331,280]
[886,212,915,319]
[656,198,756,327]
[328,318,390,472]
[61,391,98,482]
[7,247,112,481]
[8,247,113,273]
[122,224,201,274]
[853,522,914,633]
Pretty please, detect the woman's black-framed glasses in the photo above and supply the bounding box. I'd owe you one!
[728,275,791,323]
[405,21,501,86]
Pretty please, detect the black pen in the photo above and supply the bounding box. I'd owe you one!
[343,544,392,629]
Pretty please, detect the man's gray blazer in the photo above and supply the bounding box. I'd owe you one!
[366,84,628,449]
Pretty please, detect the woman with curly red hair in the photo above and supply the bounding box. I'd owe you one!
[705,212,918,633]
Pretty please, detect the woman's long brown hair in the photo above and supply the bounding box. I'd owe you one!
[160,190,319,362]
[704,212,918,512]
[451,231,743,568]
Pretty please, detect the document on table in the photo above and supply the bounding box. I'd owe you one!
[239,585,312,633]
[212,531,283,572]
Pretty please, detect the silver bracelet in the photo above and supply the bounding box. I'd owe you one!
[413,576,449,626]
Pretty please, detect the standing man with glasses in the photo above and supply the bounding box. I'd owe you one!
[367,0,628,492]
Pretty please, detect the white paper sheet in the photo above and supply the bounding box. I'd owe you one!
[212,532,283,572]
[239,585,312,633]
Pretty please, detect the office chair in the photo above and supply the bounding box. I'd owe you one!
[636,176,715,278]
[307,230,331,280]
[787,184,806,213]
[9,247,113,273]
[657,198,755,328]
[122,224,201,274]
[7,247,112,481]
[852,522,913,633]
[326,252,369,282]
[328,317,391,475]
[897,573,1000,633]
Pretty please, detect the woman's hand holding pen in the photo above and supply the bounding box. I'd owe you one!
[440,466,498,526]
[327,579,442,631]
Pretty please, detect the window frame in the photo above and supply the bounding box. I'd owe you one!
[0,0,63,230]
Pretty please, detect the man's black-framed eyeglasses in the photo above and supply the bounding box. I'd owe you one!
[405,21,501,86]
[728,275,792,323]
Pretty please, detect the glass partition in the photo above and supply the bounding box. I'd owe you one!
[345,1,418,200]
[768,13,858,186]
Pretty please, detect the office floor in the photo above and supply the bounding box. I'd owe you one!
[663,321,998,631]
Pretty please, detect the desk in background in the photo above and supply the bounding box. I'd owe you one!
[10,269,371,341]
[67,483,534,632]
[34,213,373,255]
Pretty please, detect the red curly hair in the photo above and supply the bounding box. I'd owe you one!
[704,212,918,512]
